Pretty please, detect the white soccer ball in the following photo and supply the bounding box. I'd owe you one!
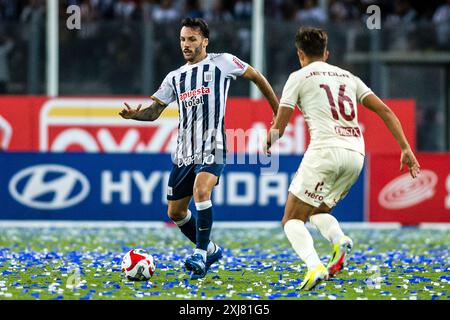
[121,249,156,281]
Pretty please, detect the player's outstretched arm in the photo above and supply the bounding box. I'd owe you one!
[242,66,279,116]
[119,101,167,122]
[362,93,421,178]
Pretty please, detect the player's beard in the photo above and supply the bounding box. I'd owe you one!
[184,45,203,63]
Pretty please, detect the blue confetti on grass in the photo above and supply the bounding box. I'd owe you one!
[0,227,448,300]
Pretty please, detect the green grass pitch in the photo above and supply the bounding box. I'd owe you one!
[0,225,448,300]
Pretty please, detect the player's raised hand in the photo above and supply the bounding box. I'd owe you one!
[119,103,142,119]
[400,148,420,179]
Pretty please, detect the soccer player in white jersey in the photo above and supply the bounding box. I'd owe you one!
[264,27,420,290]
[120,18,279,279]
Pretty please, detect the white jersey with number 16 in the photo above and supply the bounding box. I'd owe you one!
[279,61,373,156]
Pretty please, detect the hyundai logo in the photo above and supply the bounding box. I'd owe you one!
[9,164,90,210]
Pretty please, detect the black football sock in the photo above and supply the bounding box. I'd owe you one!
[195,200,213,252]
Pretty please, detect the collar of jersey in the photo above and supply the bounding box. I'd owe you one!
[181,54,211,70]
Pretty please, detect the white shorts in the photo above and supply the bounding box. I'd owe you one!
[288,148,364,208]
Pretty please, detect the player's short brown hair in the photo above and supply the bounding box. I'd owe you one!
[295,27,328,58]
[181,18,210,39]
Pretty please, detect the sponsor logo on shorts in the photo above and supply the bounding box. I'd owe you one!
[315,182,324,192]
[378,170,438,209]
[304,189,324,201]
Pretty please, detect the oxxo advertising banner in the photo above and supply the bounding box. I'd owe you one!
[368,154,450,223]
[0,97,415,154]
[0,153,365,221]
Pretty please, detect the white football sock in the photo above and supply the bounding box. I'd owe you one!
[310,213,345,245]
[193,248,207,262]
[284,219,322,270]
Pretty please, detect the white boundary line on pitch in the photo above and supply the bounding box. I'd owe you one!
[0,220,404,230]
[340,222,402,229]
[0,220,167,229]
[419,223,450,230]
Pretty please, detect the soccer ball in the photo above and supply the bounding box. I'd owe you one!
[121,249,156,281]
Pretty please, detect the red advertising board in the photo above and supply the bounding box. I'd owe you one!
[0,97,415,154]
[226,98,416,154]
[0,97,46,151]
[369,153,450,223]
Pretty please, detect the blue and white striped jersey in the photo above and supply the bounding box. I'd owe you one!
[151,53,249,166]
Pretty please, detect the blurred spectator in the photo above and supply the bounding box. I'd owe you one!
[92,0,115,20]
[234,0,252,20]
[432,0,450,49]
[329,0,348,22]
[264,0,282,20]
[142,0,157,21]
[0,0,446,25]
[432,0,450,22]
[20,0,45,42]
[20,0,44,24]
[0,35,13,94]
[152,0,179,23]
[79,0,100,39]
[385,0,418,50]
[204,0,233,22]
[278,0,298,21]
[0,0,19,21]
[385,0,418,25]
[185,0,204,19]
[295,0,328,24]
[106,27,137,93]
[114,0,138,20]
[329,0,360,22]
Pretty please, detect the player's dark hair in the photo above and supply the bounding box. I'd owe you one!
[295,27,328,58]
[181,18,210,38]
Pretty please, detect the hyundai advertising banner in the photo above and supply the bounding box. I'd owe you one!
[0,153,365,221]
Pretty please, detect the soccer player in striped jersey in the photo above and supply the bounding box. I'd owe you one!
[120,18,279,279]
[264,27,420,290]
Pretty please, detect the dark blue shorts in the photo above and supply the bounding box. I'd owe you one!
[167,163,225,201]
